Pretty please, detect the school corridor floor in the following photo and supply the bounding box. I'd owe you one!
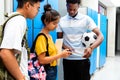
[91,53,120,80]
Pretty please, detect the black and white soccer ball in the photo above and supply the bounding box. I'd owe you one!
[81,32,97,48]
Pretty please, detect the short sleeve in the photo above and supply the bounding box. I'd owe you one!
[87,16,97,30]
[0,15,26,51]
[35,35,47,56]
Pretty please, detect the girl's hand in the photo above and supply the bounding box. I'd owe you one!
[61,49,72,58]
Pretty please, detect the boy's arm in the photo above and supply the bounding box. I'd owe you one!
[83,28,104,58]
[0,49,25,80]
[90,28,104,49]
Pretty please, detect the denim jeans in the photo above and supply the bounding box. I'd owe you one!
[45,66,57,80]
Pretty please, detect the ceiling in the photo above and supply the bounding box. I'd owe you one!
[99,0,114,7]
[99,0,120,14]
[99,0,120,7]
[111,0,120,7]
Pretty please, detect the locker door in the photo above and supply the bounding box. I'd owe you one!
[33,0,47,42]
[13,0,47,47]
[87,8,97,75]
[99,14,107,68]
[90,10,98,74]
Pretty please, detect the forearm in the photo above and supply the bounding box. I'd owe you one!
[91,28,104,49]
[90,33,104,49]
[38,53,62,64]
[38,49,71,65]
[0,49,24,80]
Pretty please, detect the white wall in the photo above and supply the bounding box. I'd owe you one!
[111,0,120,7]
[81,0,98,12]
[5,0,13,14]
[58,0,67,17]
[107,7,116,56]
[0,0,13,25]
[0,0,5,24]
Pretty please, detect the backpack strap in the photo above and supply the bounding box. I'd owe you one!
[30,33,49,56]
[30,33,50,67]
[2,13,22,38]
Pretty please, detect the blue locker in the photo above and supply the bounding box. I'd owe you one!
[87,8,97,75]
[87,8,92,17]
[26,19,33,47]
[13,0,59,47]
[33,0,47,42]
[99,14,107,68]
[92,10,98,25]
[13,0,17,11]
[89,48,97,75]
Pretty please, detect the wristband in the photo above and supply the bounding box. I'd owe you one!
[89,46,93,50]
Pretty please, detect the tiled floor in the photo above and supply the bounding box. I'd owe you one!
[91,55,120,80]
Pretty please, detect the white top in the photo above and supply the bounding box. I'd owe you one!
[56,12,97,60]
[0,12,29,80]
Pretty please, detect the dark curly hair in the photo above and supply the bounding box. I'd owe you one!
[66,0,81,4]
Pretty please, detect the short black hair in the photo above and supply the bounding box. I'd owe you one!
[66,0,81,4]
[17,0,44,8]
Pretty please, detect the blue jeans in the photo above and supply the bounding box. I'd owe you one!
[45,66,57,80]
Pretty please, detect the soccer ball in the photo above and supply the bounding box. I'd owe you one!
[81,32,97,48]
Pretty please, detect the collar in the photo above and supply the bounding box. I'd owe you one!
[67,12,83,20]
